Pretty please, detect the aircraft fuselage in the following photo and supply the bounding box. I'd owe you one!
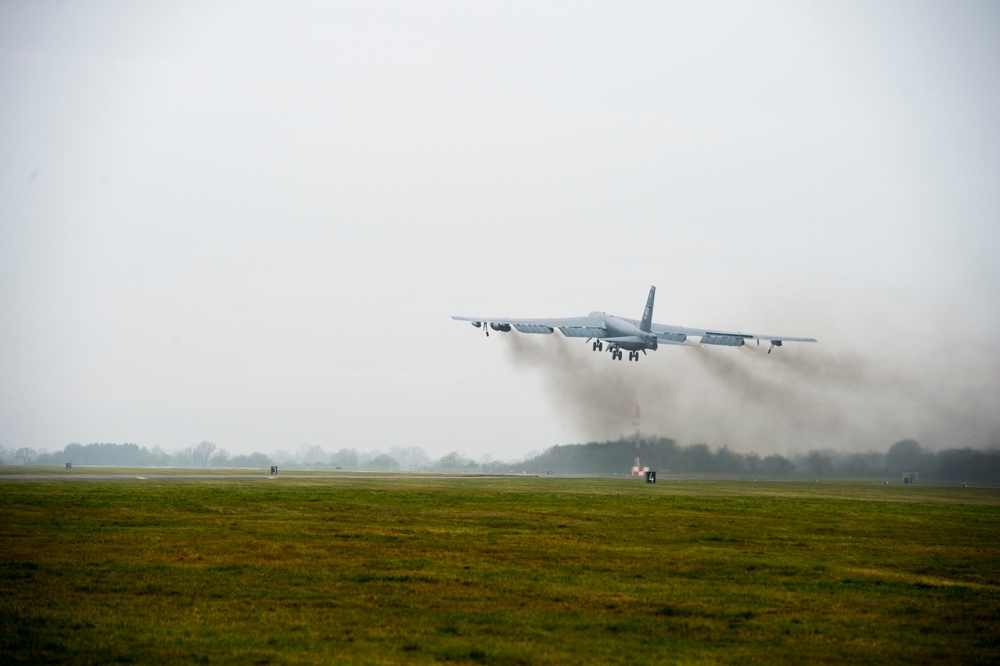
[593,313,659,351]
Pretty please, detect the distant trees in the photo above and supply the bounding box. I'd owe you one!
[796,442,1000,482]
[267,447,481,471]
[191,441,217,467]
[329,448,359,468]
[367,454,400,470]
[60,442,147,466]
[391,447,432,469]
[300,445,325,465]
[760,454,796,477]
[147,446,172,467]
[4,438,999,482]
[517,438,796,476]
[14,447,37,465]
[681,444,715,473]
[929,447,1000,482]
[512,437,1000,481]
[0,442,273,469]
[435,451,477,470]
[228,452,272,468]
[714,446,746,475]
[840,452,883,477]
[210,448,231,467]
[886,439,924,474]
[804,451,834,477]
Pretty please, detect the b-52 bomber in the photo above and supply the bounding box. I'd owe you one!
[453,285,816,361]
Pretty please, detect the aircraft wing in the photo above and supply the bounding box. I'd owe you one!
[455,286,815,359]
[629,319,817,347]
[451,315,608,337]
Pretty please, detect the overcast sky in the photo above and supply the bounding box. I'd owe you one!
[2,1,998,462]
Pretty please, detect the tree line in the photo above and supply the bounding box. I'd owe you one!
[0,442,482,472]
[1,442,272,469]
[510,437,1000,482]
[3,438,998,482]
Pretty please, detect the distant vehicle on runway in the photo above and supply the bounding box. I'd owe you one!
[453,285,816,361]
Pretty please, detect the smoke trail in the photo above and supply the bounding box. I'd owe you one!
[503,334,677,441]
[498,331,1000,454]
[687,346,863,448]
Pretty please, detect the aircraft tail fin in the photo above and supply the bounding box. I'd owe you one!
[639,285,655,332]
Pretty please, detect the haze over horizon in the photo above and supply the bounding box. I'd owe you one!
[3,2,998,461]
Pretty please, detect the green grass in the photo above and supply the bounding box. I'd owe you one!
[0,465,502,477]
[2,475,999,664]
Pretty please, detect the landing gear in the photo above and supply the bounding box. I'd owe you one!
[592,340,604,352]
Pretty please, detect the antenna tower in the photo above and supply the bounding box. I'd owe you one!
[631,403,649,477]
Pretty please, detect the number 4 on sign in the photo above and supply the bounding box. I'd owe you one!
[646,471,656,484]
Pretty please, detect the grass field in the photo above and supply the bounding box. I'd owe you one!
[2,472,999,664]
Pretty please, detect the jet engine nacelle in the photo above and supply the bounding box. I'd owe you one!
[490,323,511,332]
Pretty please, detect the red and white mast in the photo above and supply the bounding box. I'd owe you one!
[630,403,649,477]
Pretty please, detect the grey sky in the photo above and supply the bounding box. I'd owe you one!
[2,1,998,461]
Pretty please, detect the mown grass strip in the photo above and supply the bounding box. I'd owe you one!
[2,477,999,664]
